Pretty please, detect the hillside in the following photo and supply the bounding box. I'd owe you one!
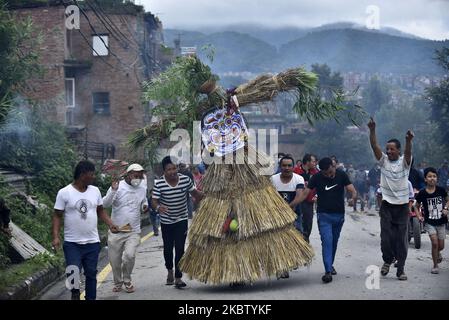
[164,30,277,73]
[279,29,448,74]
[164,27,448,75]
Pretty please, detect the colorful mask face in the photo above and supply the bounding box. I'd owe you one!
[201,108,248,157]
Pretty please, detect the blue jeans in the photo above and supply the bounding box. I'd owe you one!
[149,209,160,232]
[63,241,101,300]
[294,206,304,234]
[317,213,345,273]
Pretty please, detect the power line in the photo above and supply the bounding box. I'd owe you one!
[63,0,120,71]
[91,0,138,49]
[76,27,121,71]
[66,1,164,73]
[83,0,130,48]
[73,0,134,70]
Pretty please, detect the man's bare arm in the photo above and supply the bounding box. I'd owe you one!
[346,184,357,205]
[97,206,118,232]
[52,210,63,250]
[368,117,382,161]
[290,188,306,209]
[404,130,414,166]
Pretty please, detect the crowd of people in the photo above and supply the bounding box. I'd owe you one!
[41,117,448,299]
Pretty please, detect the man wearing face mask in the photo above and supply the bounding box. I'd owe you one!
[103,163,148,293]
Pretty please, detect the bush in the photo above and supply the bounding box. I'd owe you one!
[0,234,10,269]
[0,105,77,196]
[0,252,64,292]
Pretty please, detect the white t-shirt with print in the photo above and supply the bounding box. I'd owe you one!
[378,153,412,205]
[270,173,305,203]
[54,184,103,244]
[103,180,148,234]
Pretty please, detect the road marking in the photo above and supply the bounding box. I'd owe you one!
[80,229,156,300]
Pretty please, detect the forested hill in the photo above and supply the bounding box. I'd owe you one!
[164,27,448,75]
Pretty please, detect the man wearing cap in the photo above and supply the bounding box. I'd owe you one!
[103,163,148,293]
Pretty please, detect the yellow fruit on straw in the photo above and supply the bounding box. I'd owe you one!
[229,219,238,232]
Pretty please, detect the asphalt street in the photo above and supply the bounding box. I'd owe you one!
[40,206,449,300]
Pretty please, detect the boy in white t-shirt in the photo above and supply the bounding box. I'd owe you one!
[52,160,118,300]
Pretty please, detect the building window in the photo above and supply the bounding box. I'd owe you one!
[93,92,110,115]
[92,35,108,56]
[65,78,75,125]
[65,78,75,108]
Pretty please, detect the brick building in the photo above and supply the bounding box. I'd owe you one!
[11,0,169,160]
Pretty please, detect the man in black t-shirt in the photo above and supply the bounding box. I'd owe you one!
[415,167,449,274]
[298,157,357,283]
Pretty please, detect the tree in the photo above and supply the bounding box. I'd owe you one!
[304,64,371,166]
[426,47,449,151]
[362,77,392,115]
[0,0,41,124]
[129,57,364,166]
[375,100,446,165]
[311,63,343,100]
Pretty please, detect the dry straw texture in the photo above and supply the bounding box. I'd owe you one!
[179,146,314,284]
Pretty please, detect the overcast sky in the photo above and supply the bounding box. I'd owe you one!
[140,0,449,40]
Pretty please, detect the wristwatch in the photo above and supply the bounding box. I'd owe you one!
[156,204,161,212]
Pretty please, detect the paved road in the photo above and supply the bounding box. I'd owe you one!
[40,207,449,300]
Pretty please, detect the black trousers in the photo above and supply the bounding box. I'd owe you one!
[161,219,188,278]
[380,201,409,269]
[301,201,315,242]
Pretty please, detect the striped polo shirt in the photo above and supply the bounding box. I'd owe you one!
[152,173,195,224]
[379,153,411,205]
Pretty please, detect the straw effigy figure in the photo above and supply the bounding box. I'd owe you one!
[129,56,362,285]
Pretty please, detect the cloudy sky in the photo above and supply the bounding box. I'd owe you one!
[140,0,449,40]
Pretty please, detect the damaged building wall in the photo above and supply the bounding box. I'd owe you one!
[11,1,169,160]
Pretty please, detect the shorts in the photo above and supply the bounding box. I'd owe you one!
[425,224,446,240]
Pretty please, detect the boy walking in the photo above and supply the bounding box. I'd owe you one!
[415,167,449,274]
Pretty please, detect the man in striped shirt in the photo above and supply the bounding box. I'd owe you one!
[368,117,414,281]
[151,156,203,288]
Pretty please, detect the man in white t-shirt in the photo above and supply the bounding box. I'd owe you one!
[52,160,118,300]
[270,155,305,279]
[368,117,414,281]
[103,163,148,293]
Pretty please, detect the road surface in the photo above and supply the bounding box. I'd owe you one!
[40,206,449,300]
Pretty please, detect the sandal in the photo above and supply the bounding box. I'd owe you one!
[124,282,135,293]
[381,263,390,276]
[112,284,122,292]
